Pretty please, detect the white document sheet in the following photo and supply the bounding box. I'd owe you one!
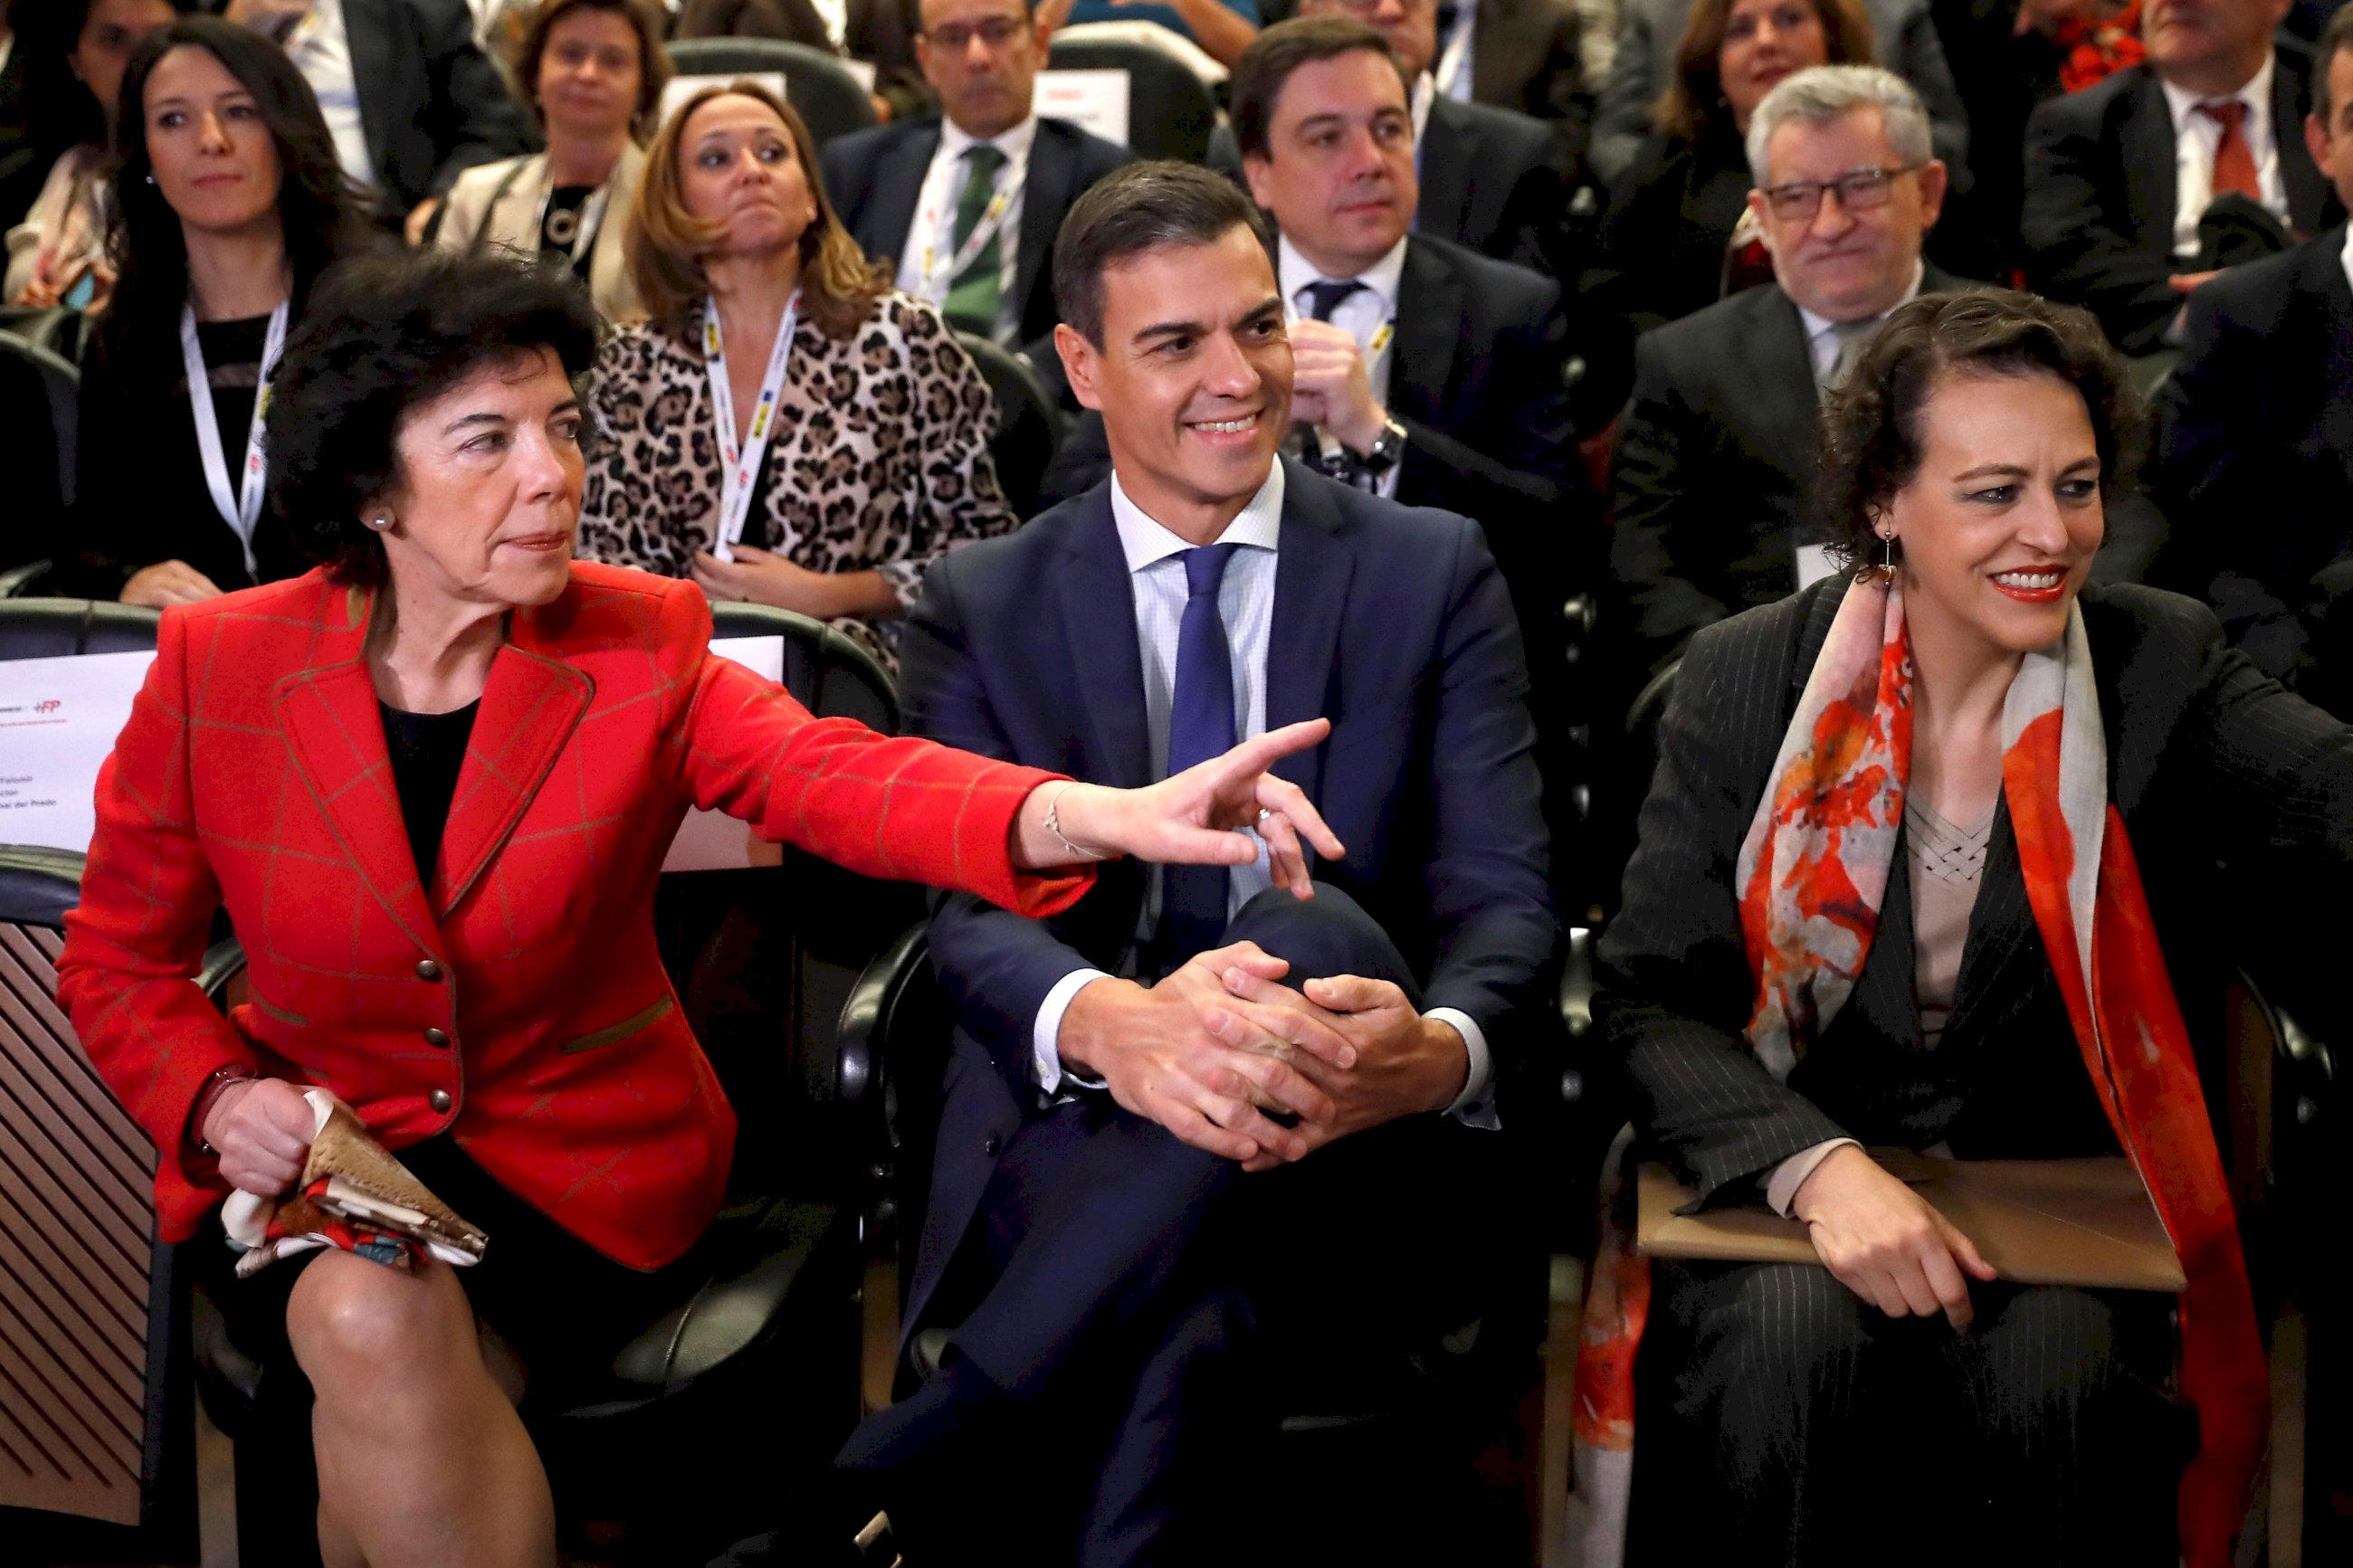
[662,635,789,873]
[0,650,158,853]
[1035,70,1133,147]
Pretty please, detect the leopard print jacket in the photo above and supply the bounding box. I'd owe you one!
[577,290,1015,660]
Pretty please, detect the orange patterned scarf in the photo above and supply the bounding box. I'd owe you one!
[1575,576,2267,1566]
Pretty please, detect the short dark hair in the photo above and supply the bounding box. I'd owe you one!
[102,17,371,378]
[267,251,604,586]
[514,0,670,141]
[1053,160,1270,347]
[1230,18,1410,162]
[2317,4,2353,125]
[1815,289,2139,570]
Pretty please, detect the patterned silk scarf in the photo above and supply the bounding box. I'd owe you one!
[1572,575,2267,1567]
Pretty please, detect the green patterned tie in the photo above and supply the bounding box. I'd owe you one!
[941,144,1008,337]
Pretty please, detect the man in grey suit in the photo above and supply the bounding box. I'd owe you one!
[1588,0,1967,185]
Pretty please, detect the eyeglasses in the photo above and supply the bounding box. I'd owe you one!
[1759,164,1922,222]
[921,16,1029,50]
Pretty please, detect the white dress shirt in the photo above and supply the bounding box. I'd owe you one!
[1029,464,1498,1126]
[894,113,1037,345]
[1436,2,1478,103]
[1795,260,1925,382]
[2158,56,2289,260]
[2341,221,2352,296]
[1278,233,1409,500]
[287,0,381,195]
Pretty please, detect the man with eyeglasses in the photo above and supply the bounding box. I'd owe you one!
[1610,64,1965,682]
[823,0,1131,364]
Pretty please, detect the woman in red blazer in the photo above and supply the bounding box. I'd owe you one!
[56,252,1343,1568]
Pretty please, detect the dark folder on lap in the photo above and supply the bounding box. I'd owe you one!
[1635,1153,2187,1293]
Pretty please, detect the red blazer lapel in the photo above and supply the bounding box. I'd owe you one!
[432,640,594,918]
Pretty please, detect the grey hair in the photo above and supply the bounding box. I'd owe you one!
[1744,64,1933,186]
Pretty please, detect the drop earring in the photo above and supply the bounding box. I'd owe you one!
[1881,527,1896,578]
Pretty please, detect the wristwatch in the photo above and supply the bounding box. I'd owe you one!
[1352,415,1409,475]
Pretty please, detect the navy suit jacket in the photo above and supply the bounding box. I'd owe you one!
[820,115,1133,356]
[895,459,1558,1334]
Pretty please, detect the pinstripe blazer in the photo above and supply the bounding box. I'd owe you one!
[58,563,1085,1269]
[1596,575,2353,1205]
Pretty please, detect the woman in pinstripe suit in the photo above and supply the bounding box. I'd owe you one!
[1593,288,2353,1564]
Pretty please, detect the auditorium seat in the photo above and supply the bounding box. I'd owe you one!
[0,846,238,1565]
[1045,32,1219,164]
[189,601,911,1568]
[0,333,79,590]
[665,36,881,147]
[954,331,1064,520]
[0,598,158,655]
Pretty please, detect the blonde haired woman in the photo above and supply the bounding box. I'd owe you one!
[431,0,669,321]
[578,80,1015,663]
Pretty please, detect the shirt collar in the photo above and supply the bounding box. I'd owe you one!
[2342,223,2352,299]
[1277,233,1409,318]
[2158,53,2274,138]
[1110,463,1286,572]
[939,111,1038,166]
[1795,258,1927,345]
[1412,71,1434,146]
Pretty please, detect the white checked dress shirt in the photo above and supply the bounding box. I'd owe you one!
[1278,234,1408,500]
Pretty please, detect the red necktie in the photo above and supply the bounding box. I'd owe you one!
[2196,99,2259,203]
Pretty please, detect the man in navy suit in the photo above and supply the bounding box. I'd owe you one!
[820,0,1132,364]
[834,159,1557,1563]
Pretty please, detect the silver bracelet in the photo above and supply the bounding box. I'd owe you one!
[1042,781,1109,862]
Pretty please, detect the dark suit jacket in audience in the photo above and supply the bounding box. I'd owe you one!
[820,115,1133,358]
[1609,267,1966,673]
[673,0,931,121]
[1467,0,1593,125]
[2022,47,2338,354]
[337,0,535,212]
[2152,225,2353,707]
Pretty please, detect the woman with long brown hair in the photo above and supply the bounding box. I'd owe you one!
[577,80,1015,664]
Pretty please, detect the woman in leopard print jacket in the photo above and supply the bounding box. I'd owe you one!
[579,80,1015,663]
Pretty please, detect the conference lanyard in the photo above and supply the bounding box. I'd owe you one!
[702,290,800,562]
[181,297,289,579]
[915,160,1027,305]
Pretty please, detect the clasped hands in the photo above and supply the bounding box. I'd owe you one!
[1791,1145,1998,1331]
[1286,318,1388,456]
[1058,942,1469,1174]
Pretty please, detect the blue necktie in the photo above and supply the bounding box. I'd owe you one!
[1155,543,1242,969]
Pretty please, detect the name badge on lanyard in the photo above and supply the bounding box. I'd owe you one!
[915,162,1026,306]
[182,298,290,579]
[703,290,800,563]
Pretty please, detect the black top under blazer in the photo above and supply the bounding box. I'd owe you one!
[2022,47,2339,355]
[1596,575,2353,1207]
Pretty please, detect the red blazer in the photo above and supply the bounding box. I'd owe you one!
[59,564,1087,1269]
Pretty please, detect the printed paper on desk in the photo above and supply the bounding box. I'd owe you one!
[1035,71,1131,147]
[663,635,790,873]
[662,72,788,128]
[0,650,157,853]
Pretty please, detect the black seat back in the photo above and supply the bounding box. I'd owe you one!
[0,335,79,583]
[0,599,161,658]
[954,331,1065,520]
[662,38,880,146]
[1044,35,1215,163]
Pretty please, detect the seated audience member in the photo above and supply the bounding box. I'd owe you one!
[1051,21,1592,744]
[220,0,532,242]
[431,0,662,322]
[58,15,373,606]
[820,0,1132,365]
[830,161,1555,1563]
[1929,0,2148,276]
[1593,286,2341,1563]
[673,0,933,126]
[1423,0,1592,121]
[1592,0,1965,184]
[1612,65,1961,672]
[5,0,182,310]
[2151,4,2353,703]
[1038,0,1262,69]
[1591,0,1872,332]
[577,81,1015,663]
[0,330,68,568]
[1289,0,1591,279]
[2023,0,2341,353]
[57,249,1319,1568]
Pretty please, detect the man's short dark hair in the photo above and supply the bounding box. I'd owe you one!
[1816,288,2139,570]
[268,252,604,586]
[1053,161,1271,347]
[2318,4,2353,125]
[1230,18,1410,163]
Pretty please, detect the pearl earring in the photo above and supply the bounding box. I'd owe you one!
[366,515,393,532]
